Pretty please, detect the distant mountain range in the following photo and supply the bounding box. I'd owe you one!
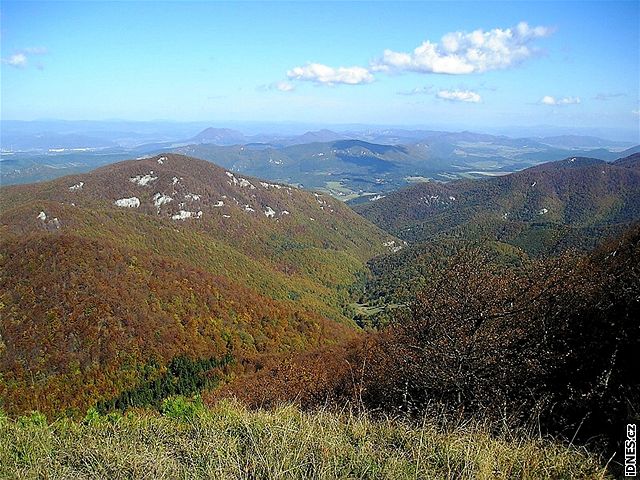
[0,153,395,415]
[181,127,637,151]
[190,127,247,145]
[171,137,639,200]
[0,132,119,151]
[2,123,638,204]
[189,127,348,147]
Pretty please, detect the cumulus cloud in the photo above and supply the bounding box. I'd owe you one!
[436,89,481,103]
[540,95,581,106]
[633,109,640,117]
[2,47,48,69]
[284,21,551,87]
[256,81,296,92]
[371,21,552,75]
[287,63,374,85]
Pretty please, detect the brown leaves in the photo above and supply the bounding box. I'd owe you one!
[216,225,639,449]
[0,233,354,416]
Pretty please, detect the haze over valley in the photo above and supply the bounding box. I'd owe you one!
[2,121,638,202]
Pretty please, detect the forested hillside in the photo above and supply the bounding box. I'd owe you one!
[356,153,640,253]
[0,154,393,415]
[216,225,640,455]
[347,153,640,310]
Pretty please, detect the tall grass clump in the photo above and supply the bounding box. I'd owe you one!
[0,398,609,479]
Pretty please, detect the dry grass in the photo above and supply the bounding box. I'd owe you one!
[0,398,609,479]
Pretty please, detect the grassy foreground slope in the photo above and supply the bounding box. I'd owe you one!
[0,399,608,480]
[214,223,639,464]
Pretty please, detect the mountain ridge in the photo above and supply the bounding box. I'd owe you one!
[355,152,640,254]
[0,153,396,415]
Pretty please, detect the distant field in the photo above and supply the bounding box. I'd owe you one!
[459,171,513,179]
[350,302,385,316]
[0,151,134,185]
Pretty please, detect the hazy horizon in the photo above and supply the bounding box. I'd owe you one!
[2,118,638,143]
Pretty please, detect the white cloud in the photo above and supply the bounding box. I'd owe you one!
[2,47,48,69]
[284,21,551,86]
[287,63,374,85]
[436,89,481,103]
[256,81,296,92]
[3,53,28,68]
[371,21,552,75]
[558,97,580,105]
[540,95,581,106]
[633,109,640,117]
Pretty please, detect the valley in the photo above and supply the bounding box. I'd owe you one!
[1,149,637,415]
[3,123,637,204]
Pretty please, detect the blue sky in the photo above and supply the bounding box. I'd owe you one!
[1,1,638,135]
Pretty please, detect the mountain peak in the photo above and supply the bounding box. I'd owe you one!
[356,151,640,248]
[1,153,395,260]
[294,129,346,143]
[190,127,246,145]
